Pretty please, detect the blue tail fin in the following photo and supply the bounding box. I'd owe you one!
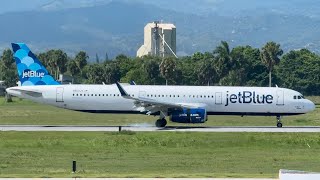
[11,43,60,86]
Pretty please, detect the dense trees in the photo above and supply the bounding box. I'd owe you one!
[276,49,320,95]
[0,41,319,95]
[0,49,17,87]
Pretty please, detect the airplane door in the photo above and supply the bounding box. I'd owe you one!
[56,87,64,102]
[139,91,146,98]
[215,92,222,105]
[276,90,284,106]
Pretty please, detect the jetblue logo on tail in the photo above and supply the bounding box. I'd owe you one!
[22,71,45,78]
[11,43,60,86]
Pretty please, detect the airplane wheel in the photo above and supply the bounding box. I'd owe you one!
[155,118,167,127]
[277,122,283,128]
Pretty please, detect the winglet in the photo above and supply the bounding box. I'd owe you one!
[116,82,129,97]
[130,80,136,85]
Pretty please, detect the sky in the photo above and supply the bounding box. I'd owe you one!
[0,0,47,14]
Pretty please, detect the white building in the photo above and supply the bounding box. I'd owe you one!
[137,22,176,57]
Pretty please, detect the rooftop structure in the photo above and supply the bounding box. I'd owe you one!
[137,22,176,57]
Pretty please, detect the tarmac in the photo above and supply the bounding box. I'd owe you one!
[0,178,276,180]
[1,125,320,132]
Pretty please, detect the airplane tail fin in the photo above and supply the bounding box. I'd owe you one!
[11,43,60,86]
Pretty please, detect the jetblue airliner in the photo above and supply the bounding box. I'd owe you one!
[6,43,315,127]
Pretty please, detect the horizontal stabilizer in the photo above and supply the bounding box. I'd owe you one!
[7,88,42,97]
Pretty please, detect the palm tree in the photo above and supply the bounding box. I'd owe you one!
[213,41,232,82]
[159,57,176,85]
[260,42,283,87]
[197,59,216,86]
[75,51,88,74]
[143,58,160,85]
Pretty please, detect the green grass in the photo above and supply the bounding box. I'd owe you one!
[308,96,320,105]
[0,132,320,178]
[0,97,319,126]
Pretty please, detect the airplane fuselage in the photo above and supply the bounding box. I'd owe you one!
[6,84,315,116]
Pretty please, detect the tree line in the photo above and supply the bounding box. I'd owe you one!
[0,41,319,95]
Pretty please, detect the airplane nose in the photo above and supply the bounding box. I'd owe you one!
[306,100,316,112]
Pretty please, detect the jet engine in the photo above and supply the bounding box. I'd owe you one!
[169,108,207,123]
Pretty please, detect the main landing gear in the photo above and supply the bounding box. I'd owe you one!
[276,115,283,128]
[155,111,167,128]
[155,118,167,127]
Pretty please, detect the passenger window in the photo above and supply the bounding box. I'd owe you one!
[91,94,93,96]
[76,94,79,96]
[84,94,86,96]
[294,96,296,99]
[162,95,164,97]
[73,94,75,96]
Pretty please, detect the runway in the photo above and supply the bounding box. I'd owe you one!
[1,125,320,132]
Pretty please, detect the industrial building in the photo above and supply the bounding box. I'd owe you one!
[137,21,176,57]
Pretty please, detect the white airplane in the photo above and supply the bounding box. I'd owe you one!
[6,43,315,127]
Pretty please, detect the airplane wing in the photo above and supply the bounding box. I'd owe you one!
[115,82,206,114]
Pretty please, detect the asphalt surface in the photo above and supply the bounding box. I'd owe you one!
[0,125,320,132]
[0,178,276,180]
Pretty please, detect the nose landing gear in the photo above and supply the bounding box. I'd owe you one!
[276,116,282,128]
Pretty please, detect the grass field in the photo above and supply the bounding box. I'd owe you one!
[0,97,319,126]
[0,132,320,178]
[0,97,320,178]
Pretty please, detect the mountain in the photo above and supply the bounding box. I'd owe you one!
[0,1,320,60]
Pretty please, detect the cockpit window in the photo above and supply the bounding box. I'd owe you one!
[294,95,304,100]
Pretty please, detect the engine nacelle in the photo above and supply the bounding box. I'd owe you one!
[169,108,207,123]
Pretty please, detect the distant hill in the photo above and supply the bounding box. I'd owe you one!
[0,0,320,60]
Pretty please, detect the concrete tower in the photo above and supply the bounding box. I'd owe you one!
[137,21,176,57]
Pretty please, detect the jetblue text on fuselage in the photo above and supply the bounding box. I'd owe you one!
[225,91,273,106]
[22,71,45,78]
